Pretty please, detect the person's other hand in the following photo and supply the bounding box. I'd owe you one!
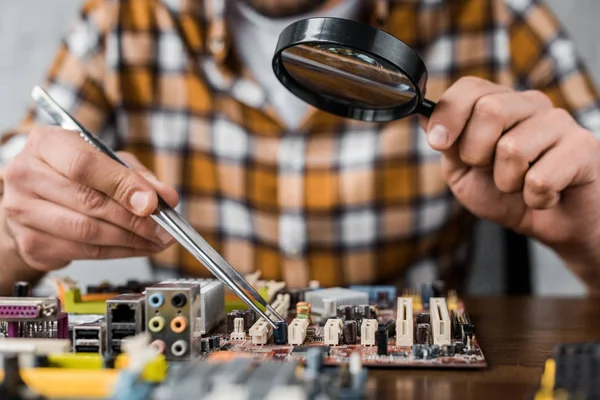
[1,126,179,272]
[420,77,600,259]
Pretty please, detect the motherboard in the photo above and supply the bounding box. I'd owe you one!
[0,277,484,399]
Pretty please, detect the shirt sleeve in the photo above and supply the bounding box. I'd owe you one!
[506,0,600,136]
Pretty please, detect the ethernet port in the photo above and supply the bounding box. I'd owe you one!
[110,303,136,323]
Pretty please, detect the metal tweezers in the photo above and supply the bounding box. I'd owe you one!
[31,86,284,328]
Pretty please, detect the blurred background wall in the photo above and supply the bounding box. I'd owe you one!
[0,1,598,295]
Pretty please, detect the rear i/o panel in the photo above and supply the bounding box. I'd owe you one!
[106,293,145,355]
[145,282,202,360]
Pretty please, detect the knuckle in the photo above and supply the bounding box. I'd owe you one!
[547,108,573,124]
[77,185,107,211]
[2,200,26,220]
[458,149,488,167]
[109,171,139,203]
[66,151,93,182]
[496,137,525,161]
[458,76,487,87]
[18,232,40,257]
[474,96,504,120]
[127,213,147,233]
[525,173,552,194]
[72,216,98,242]
[82,244,104,259]
[4,157,29,184]
[524,90,552,107]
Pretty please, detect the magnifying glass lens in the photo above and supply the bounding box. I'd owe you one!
[281,43,418,109]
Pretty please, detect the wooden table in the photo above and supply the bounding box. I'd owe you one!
[367,296,600,400]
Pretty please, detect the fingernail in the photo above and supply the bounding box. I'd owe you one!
[155,225,172,245]
[129,191,150,213]
[428,124,448,147]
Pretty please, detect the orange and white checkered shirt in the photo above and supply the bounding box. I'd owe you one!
[6,0,600,289]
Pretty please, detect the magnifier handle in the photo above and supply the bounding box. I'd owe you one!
[418,99,437,117]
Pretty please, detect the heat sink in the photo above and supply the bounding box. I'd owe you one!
[304,287,369,315]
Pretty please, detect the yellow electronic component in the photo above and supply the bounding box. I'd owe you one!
[115,353,168,383]
[63,288,107,314]
[225,287,269,313]
[0,368,118,398]
[47,353,104,369]
[447,290,458,311]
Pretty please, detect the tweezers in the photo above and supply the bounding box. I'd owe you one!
[31,86,284,328]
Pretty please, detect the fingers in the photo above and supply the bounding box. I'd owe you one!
[6,156,174,246]
[424,77,511,150]
[493,108,570,194]
[28,127,158,216]
[6,221,158,272]
[459,90,553,167]
[523,127,599,209]
[118,152,180,207]
[2,197,163,251]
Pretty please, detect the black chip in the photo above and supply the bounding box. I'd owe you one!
[291,345,329,355]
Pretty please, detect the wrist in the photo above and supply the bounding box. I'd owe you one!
[553,240,600,295]
[0,210,45,296]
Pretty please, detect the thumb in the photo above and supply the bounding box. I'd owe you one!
[117,152,180,208]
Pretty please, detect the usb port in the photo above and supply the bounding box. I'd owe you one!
[111,344,122,354]
[111,329,136,340]
[75,345,100,353]
[74,329,100,340]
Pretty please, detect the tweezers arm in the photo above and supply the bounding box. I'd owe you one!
[153,199,283,327]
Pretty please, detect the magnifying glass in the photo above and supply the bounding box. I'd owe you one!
[272,17,436,122]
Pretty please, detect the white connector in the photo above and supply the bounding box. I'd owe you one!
[267,294,290,319]
[230,317,246,340]
[323,318,343,345]
[288,318,309,345]
[249,318,273,345]
[396,297,413,346]
[430,297,451,345]
[360,319,378,346]
[0,338,71,355]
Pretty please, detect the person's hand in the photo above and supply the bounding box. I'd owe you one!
[1,126,179,272]
[420,77,600,262]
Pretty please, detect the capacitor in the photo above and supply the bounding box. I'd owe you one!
[209,335,220,349]
[296,302,311,324]
[451,311,462,340]
[442,344,455,357]
[337,306,346,319]
[200,338,210,352]
[242,309,256,331]
[227,311,242,333]
[344,305,355,321]
[353,305,365,321]
[416,323,431,345]
[453,342,465,354]
[363,305,373,319]
[12,282,30,298]
[380,320,396,337]
[376,330,388,356]
[343,320,358,344]
[416,312,430,325]
[274,321,288,345]
[430,344,440,358]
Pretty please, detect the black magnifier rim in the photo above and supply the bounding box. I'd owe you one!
[272,17,429,122]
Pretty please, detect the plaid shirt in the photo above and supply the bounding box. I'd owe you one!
[5,0,600,289]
